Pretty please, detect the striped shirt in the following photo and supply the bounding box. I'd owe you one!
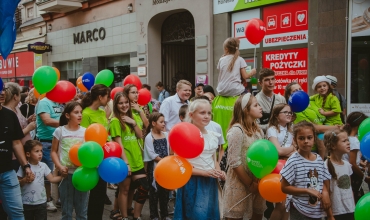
[280,152,331,218]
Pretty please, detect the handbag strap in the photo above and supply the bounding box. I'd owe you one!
[281,129,289,147]
[225,125,245,173]
[26,103,30,119]
[269,95,275,115]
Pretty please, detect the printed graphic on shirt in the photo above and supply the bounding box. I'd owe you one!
[307,168,319,206]
[337,174,351,189]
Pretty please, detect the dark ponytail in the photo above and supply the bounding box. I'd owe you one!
[81,84,111,109]
[59,102,83,126]
[343,111,368,135]
[145,112,164,139]
[323,128,345,180]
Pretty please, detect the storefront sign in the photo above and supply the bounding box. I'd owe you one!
[0,52,35,78]
[263,0,308,47]
[138,66,146,76]
[231,9,260,50]
[262,48,308,95]
[214,0,288,14]
[153,0,174,5]
[73,27,106,44]
[351,0,370,37]
[28,42,52,54]
[350,104,370,116]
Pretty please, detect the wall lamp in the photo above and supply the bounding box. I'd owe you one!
[48,24,52,32]
[128,3,133,13]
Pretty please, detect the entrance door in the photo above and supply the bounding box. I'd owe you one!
[161,11,195,94]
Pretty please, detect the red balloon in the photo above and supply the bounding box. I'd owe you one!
[245,18,266,45]
[168,122,204,159]
[123,75,142,90]
[46,80,76,103]
[103,142,122,159]
[111,87,124,100]
[137,88,151,106]
[272,159,286,174]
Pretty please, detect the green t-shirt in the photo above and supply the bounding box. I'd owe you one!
[310,93,342,125]
[294,104,326,125]
[80,107,110,141]
[132,110,144,147]
[109,118,144,172]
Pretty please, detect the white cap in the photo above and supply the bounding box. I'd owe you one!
[312,76,332,90]
[325,75,337,85]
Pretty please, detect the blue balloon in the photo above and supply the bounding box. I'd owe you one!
[360,132,370,161]
[0,0,20,59]
[0,78,3,93]
[317,133,324,140]
[288,91,309,113]
[82,72,95,90]
[98,158,128,184]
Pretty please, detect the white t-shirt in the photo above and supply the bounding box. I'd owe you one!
[266,125,293,148]
[205,121,225,146]
[280,152,331,219]
[216,55,247,97]
[342,136,361,166]
[187,131,220,171]
[324,160,355,216]
[17,162,51,205]
[53,126,86,174]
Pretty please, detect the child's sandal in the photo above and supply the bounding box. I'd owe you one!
[110,210,122,220]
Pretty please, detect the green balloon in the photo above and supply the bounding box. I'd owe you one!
[32,66,58,94]
[355,193,370,220]
[78,141,104,168]
[72,167,99,192]
[358,118,370,141]
[250,77,258,84]
[246,139,278,179]
[95,69,114,87]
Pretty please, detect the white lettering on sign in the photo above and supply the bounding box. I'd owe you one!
[0,57,18,69]
[264,30,308,47]
[270,60,306,69]
[265,52,298,61]
[234,21,248,38]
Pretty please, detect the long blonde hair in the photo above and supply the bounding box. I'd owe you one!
[228,94,261,137]
[185,99,210,123]
[223,37,240,72]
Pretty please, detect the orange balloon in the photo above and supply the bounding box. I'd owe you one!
[69,144,82,167]
[85,123,108,147]
[258,174,286,203]
[33,89,46,100]
[52,67,60,80]
[77,76,88,92]
[154,155,192,190]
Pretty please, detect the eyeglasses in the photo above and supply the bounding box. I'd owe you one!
[130,91,138,94]
[279,111,293,116]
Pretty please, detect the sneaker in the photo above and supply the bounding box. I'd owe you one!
[47,201,57,212]
[55,198,61,208]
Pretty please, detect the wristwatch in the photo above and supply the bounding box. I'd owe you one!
[23,164,31,170]
[352,7,370,33]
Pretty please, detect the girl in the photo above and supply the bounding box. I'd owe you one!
[323,129,355,220]
[280,121,332,220]
[267,104,296,220]
[174,99,225,219]
[110,92,148,220]
[342,112,370,202]
[284,82,339,160]
[51,102,88,219]
[223,93,265,220]
[80,84,111,220]
[143,113,171,220]
[124,84,149,131]
[310,76,342,126]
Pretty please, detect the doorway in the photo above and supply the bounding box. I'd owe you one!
[161,11,195,94]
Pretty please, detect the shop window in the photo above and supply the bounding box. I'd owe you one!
[59,60,82,80]
[106,55,130,86]
[351,37,370,103]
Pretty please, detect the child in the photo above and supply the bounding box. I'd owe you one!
[17,140,62,220]
[267,104,296,220]
[109,92,149,220]
[178,104,188,122]
[216,37,256,97]
[174,99,225,219]
[323,129,355,220]
[143,112,171,220]
[342,111,370,202]
[310,76,342,125]
[223,93,265,220]
[50,101,88,219]
[280,121,332,220]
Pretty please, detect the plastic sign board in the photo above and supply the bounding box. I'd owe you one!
[231,9,261,49]
[214,0,290,14]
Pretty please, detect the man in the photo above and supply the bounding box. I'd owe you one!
[0,83,33,219]
[156,81,170,105]
[326,75,347,123]
[256,68,286,132]
[190,83,204,102]
[160,80,191,131]
[203,85,216,103]
[36,97,62,211]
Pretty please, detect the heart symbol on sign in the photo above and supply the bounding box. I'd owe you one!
[298,13,305,22]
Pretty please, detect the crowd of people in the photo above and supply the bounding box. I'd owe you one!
[0,37,368,220]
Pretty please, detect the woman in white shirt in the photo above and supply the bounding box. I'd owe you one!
[173,99,225,219]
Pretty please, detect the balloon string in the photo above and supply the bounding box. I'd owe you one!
[227,193,252,212]
[254,45,257,68]
[58,177,64,187]
[359,167,368,192]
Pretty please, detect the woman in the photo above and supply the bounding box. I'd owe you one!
[20,88,38,129]
[3,82,36,170]
[80,84,111,220]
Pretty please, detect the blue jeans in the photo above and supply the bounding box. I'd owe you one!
[41,142,54,183]
[59,174,88,220]
[0,170,24,220]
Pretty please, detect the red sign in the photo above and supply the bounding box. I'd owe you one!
[263,0,308,47]
[0,52,35,78]
[262,48,308,95]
